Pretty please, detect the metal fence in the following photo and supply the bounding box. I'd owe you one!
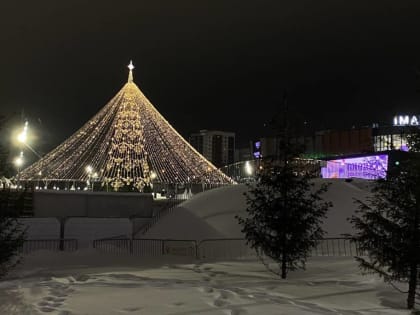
[311,238,363,257]
[93,238,197,257]
[198,239,256,260]
[198,238,363,260]
[21,239,78,254]
[93,237,362,259]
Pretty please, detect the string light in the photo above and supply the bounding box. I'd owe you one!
[19,61,235,190]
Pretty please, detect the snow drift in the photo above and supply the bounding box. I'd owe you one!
[144,179,372,240]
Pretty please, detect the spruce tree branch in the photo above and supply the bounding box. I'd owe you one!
[388,281,408,294]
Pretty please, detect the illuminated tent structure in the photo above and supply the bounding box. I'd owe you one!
[19,62,234,191]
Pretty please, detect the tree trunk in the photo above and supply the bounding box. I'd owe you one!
[281,254,287,279]
[407,198,420,309]
[407,262,418,309]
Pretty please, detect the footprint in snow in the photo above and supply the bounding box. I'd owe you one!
[173,302,185,306]
[198,286,214,293]
[38,301,49,307]
[230,308,248,315]
[44,296,65,303]
[38,280,75,313]
[74,274,90,282]
[39,306,56,313]
[50,290,68,298]
[38,295,64,311]
[219,289,235,300]
[121,306,142,312]
[213,298,229,307]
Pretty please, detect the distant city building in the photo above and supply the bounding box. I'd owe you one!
[314,127,374,156]
[251,120,416,160]
[189,130,235,167]
[253,127,374,159]
[235,146,252,162]
[213,115,420,182]
[240,115,420,181]
[373,125,410,152]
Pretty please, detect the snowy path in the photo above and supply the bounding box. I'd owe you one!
[0,253,411,315]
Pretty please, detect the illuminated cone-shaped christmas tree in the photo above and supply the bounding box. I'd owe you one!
[20,62,234,191]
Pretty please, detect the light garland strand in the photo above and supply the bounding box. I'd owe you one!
[20,63,235,190]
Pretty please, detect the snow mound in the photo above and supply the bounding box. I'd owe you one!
[144,179,372,240]
[144,184,248,240]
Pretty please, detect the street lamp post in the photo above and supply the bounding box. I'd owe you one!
[14,151,24,189]
[17,121,42,158]
[244,160,253,179]
[15,120,45,190]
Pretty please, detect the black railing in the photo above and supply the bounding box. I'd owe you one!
[93,238,197,257]
[21,239,78,254]
[92,237,362,259]
[311,237,364,257]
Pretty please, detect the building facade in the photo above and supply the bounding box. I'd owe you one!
[252,118,419,160]
[189,130,235,167]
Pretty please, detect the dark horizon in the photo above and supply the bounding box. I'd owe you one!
[2,0,420,151]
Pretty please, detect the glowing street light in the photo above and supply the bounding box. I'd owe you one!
[17,121,28,144]
[14,152,24,167]
[14,151,24,189]
[245,161,253,176]
[16,121,43,159]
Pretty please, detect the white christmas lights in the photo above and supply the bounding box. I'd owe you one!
[19,62,235,191]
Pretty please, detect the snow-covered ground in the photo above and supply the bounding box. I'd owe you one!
[2,178,404,314]
[0,251,410,315]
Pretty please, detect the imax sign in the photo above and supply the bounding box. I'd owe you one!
[393,115,420,126]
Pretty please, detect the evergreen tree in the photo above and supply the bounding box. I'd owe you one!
[237,100,331,279]
[0,207,26,278]
[0,115,26,278]
[350,130,420,309]
[0,115,12,179]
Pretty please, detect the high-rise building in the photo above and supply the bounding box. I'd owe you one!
[189,130,235,167]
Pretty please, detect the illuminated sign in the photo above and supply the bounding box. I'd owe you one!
[393,115,420,126]
[321,154,388,180]
[252,140,261,159]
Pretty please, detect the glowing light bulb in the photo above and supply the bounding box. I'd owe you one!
[128,60,135,71]
[85,165,93,174]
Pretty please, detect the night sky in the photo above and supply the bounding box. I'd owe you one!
[1,0,420,153]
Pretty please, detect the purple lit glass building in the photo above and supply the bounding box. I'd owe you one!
[321,154,388,180]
